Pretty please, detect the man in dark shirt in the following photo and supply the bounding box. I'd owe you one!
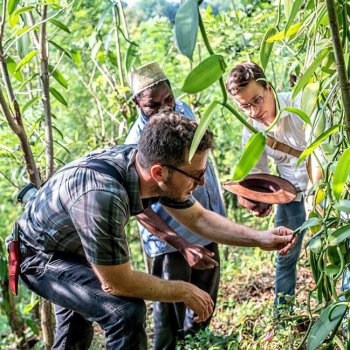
[18,110,295,350]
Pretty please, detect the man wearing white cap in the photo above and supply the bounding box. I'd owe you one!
[125,62,225,349]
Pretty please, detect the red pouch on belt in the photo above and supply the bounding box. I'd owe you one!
[8,223,20,295]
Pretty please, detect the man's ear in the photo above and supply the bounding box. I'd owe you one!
[133,96,140,108]
[150,164,168,183]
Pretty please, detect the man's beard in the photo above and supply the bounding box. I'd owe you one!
[158,176,189,202]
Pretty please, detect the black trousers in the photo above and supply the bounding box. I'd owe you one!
[151,242,220,350]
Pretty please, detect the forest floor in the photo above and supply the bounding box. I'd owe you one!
[91,246,317,350]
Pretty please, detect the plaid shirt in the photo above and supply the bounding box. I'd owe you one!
[18,145,195,265]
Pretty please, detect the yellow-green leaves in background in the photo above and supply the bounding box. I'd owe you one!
[49,65,68,89]
[233,132,266,181]
[182,55,226,93]
[189,101,219,162]
[7,56,23,82]
[292,48,331,100]
[332,147,350,201]
[297,124,340,166]
[15,50,38,72]
[49,87,67,106]
[175,0,198,59]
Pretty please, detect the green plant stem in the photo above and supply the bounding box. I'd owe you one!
[221,102,258,134]
[198,11,214,55]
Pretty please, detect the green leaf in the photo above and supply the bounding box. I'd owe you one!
[259,27,277,71]
[334,200,350,213]
[189,101,219,162]
[307,303,347,350]
[17,32,30,58]
[266,22,302,43]
[301,82,320,117]
[293,48,331,100]
[233,132,266,181]
[15,50,38,72]
[182,55,226,93]
[48,65,68,89]
[6,56,23,82]
[285,0,303,35]
[21,96,40,113]
[49,19,71,34]
[125,42,139,73]
[49,40,73,60]
[328,224,350,247]
[297,124,340,166]
[8,0,20,15]
[175,0,198,59]
[49,87,67,106]
[300,217,322,232]
[9,5,35,27]
[281,107,311,125]
[325,264,341,277]
[308,236,322,254]
[97,4,111,32]
[332,148,350,201]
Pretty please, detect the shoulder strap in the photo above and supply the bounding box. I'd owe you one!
[75,159,125,186]
[266,135,302,158]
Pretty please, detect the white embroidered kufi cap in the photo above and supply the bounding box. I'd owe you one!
[128,62,168,96]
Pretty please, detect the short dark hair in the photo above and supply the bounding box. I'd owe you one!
[137,109,214,168]
[134,80,172,101]
[226,62,267,96]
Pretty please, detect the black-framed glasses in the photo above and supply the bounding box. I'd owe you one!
[163,164,207,183]
[239,90,265,111]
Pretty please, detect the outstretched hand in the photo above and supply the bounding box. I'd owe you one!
[260,226,296,255]
[179,243,219,270]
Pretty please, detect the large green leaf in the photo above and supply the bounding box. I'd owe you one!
[21,96,40,114]
[15,50,38,72]
[308,236,322,254]
[48,65,68,89]
[175,0,198,59]
[292,48,331,100]
[297,124,340,166]
[332,148,350,201]
[49,19,71,34]
[301,82,320,116]
[49,40,73,61]
[49,87,67,106]
[6,56,23,82]
[285,0,303,34]
[328,224,350,247]
[334,200,350,213]
[282,107,311,125]
[259,27,277,70]
[182,55,226,93]
[125,42,139,73]
[189,101,219,162]
[307,303,347,350]
[300,217,322,232]
[233,132,266,181]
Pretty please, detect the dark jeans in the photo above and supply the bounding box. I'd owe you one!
[151,242,220,350]
[20,250,147,350]
[275,200,306,306]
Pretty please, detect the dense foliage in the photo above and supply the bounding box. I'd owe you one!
[0,0,349,349]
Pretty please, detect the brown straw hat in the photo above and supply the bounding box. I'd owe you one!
[223,174,297,210]
[128,62,168,96]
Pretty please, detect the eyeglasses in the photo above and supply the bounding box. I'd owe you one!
[239,90,265,111]
[163,164,207,183]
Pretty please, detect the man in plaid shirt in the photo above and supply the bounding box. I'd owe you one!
[18,111,295,350]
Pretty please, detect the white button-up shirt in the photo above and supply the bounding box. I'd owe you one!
[242,92,309,196]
